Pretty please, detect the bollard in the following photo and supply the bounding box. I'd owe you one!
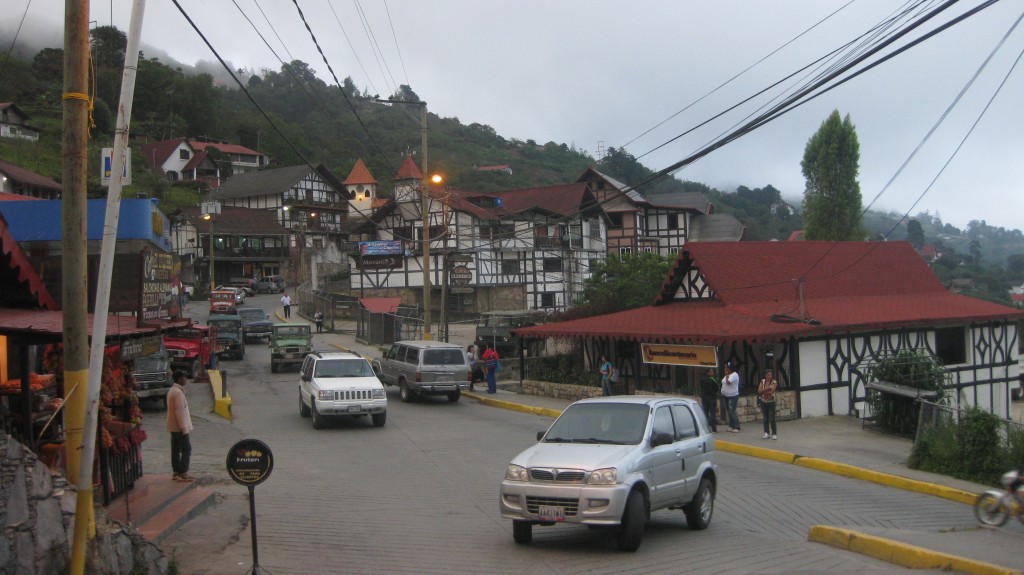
[221,370,228,398]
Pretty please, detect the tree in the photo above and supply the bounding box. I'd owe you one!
[577,253,673,315]
[800,110,865,241]
[906,219,925,249]
[90,25,127,69]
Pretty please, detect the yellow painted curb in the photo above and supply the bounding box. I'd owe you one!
[464,391,562,419]
[716,440,798,464]
[206,370,233,421]
[793,457,976,506]
[809,525,1022,575]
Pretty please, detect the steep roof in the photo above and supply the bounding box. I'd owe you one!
[437,183,601,221]
[190,140,263,156]
[175,205,289,235]
[688,213,746,242]
[213,165,317,200]
[141,138,190,169]
[0,159,62,193]
[516,241,1022,345]
[343,158,377,185]
[394,155,423,181]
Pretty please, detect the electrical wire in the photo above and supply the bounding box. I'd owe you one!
[383,0,410,86]
[326,0,381,97]
[0,0,33,81]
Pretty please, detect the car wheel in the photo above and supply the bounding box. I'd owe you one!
[512,520,532,545]
[311,401,326,429]
[372,411,387,427]
[299,392,310,417]
[683,477,715,530]
[271,362,279,374]
[616,490,645,552]
[447,390,461,403]
[189,358,200,379]
[399,381,413,403]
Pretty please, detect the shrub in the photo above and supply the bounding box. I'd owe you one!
[955,407,1004,485]
[867,350,947,437]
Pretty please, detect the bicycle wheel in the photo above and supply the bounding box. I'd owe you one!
[974,492,1009,526]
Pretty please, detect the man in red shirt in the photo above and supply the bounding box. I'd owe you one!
[481,343,500,394]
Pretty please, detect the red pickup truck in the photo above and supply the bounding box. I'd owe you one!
[164,324,216,379]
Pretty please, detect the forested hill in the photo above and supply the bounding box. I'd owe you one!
[1,27,1023,303]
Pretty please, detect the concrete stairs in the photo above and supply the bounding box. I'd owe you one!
[106,474,216,545]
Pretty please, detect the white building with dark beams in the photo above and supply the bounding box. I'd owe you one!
[352,157,608,313]
[576,168,744,256]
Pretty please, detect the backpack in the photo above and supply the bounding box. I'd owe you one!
[609,366,619,383]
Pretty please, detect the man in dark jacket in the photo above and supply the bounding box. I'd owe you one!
[699,367,720,433]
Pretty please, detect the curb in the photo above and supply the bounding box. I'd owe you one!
[463,391,562,419]
[715,441,976,505]
[808,526,1022,575]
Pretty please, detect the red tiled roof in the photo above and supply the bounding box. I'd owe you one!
[182,149,209,171]
[1011,293,1024,302]
[141,138,189,169]
[441,183,597,221]
[0,212,57,310]
[0,309,177,340]
[394,155,423,181]
[0,192,43,202]
[344,158,377,185]
[0,159,62,192]
[174,205,289,235]
[516,241,1022,345]
[190,140,263,156]
[787,230,805,241]
[360,297,401,314]
[478,164,511,171]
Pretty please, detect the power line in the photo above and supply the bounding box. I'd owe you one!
[326,0,381,97]
[0,0,33,81]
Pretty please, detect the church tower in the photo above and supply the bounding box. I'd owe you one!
[343,158,377,221]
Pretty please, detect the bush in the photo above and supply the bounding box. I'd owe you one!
[867,351,947,437]
[909,404,1022,486]
[530,354,595,388]
[955,407,1004,485]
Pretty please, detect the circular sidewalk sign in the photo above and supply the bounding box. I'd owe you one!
[226,439,274,487]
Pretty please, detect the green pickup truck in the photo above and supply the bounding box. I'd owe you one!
[270,323,312,373]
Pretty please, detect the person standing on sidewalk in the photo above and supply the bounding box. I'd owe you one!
[314,311,324,333]
[721,362,741,433]
[281,292,292,318]
[699,367,720,433]
[482,343,500,394]
[758,369,778,440]
[167,371,194,482]
[599,354,614,396]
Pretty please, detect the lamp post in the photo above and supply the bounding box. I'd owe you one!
[201,200,221,294]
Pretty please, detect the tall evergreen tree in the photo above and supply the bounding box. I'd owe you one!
[801,110,864,240]
[906,219,925,249]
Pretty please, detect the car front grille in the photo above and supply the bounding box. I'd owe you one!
[283,346,303,354]
[526,496,579,516]
[134,373,166,384]
[330,389,374,401]
[168,349,185,357]
[529,468,586,483]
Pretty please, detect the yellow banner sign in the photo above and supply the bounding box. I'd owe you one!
[641,343,718,367]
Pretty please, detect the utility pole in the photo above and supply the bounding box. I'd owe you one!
[419,103,432,340]
[63,1,92,572]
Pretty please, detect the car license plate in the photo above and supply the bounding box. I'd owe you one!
[348,405,362,413]
[537,505,565,521]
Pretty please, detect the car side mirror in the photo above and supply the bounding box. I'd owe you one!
[650,432,674,448]
[301,374,310,382]
[536,431,545,441]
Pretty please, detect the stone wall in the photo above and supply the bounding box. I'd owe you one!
[515,381,797,424]
[0,435,169,575]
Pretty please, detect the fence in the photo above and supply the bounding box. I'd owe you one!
[916,399,1024,444]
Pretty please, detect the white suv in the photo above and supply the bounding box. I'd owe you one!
[500,396,717,551]
[299,351,387,429]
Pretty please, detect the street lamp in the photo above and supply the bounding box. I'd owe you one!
[201,200,221,293]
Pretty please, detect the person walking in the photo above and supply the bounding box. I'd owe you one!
[599,354,614,396]
[758,369,778,440]
[166,371,194,482]
[721,362,741,433]
[467,345,481,391]
[314,311,324,333]
[699,367,720,433]
[482,343,500,394]
[281,292,292,318]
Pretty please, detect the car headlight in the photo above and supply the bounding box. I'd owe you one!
[586,468,618,485]
[372,389,385,398]
[317,390,334,400]
[505,464,529,482]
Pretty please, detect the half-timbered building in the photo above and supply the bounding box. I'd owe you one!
[516,241,1022,421]
[576,168,744,256]
[351,157,608,313]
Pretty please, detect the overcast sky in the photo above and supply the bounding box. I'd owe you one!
[6,0,1023,231]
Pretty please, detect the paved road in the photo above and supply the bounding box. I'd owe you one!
[140,303,986,574]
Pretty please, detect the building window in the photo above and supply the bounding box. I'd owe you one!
[179,149,190,160]
[540,292,556,308]
[609,213,623,229]
[589,220,601,239]
[619,247,633,255]
[935,327,966,365]
[667,213,679,230]
[542,258,563,272]
[502,259,520,275]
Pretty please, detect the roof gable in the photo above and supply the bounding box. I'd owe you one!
[0,159,62,192]
[394,155,423,181]
[141,138,191,169]
[214,165,316,200]
[344,158,377,185]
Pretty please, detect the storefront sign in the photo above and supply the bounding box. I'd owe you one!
[226,438,274,487]
[449,265,472,285]
[641,343,718,367]
[120,335,164,361]
[140,250,177,321]
[358,255,402,269]
[359,240,404,256]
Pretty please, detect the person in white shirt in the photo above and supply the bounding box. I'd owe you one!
[721,362,741,433]
[281,293,292,318]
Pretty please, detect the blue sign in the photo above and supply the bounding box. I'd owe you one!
[359,240,404,256]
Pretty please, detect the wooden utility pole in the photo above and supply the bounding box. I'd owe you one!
[63,1,92,573]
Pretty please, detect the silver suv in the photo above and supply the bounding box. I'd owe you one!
[500,396,717,551]
[299,351,387,429]
[372,340,469,403]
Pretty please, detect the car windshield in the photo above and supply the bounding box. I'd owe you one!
[209,320,238,329]
[543,403,649,445]
[276,326,308,337]
[238,309,265,321]
[423,349,464,366]
[134,353,168,372]
[313,359,374,378]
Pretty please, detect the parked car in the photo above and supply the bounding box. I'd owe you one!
[215,285,246,305]
[209,289,238,316]
[207,314,245,360]
[256,275,286,294]
[131,344,172,405]
[372,340,470,403]
[499,396,718,551]
[164,324,215,378]
[299,350,387,429]
[237,307,273,342]
[270,323,312,373]
[226,277,257,297]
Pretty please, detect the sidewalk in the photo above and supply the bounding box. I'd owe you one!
[276,307,1024,574]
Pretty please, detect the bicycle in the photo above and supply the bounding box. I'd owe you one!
[973,469,1023,526]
